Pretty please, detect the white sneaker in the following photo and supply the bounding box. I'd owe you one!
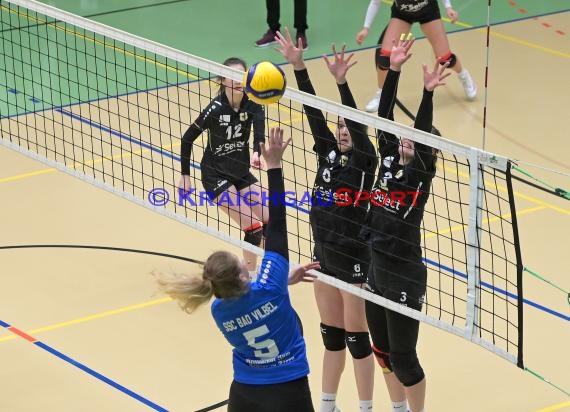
[365,88,382,112]
[458,69,477,100]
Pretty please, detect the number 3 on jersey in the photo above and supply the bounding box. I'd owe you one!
[225,124,242,140]
[243,325,279,359]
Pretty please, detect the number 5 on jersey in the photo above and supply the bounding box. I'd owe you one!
[243,325,279,359]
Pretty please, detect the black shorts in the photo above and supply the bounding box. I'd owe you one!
[228,376,314,412]
[313,242,370,284]
[201,167,258,200]
[391,0,441,25]
[368,251,426,311]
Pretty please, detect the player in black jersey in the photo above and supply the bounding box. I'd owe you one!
[276,29,378,412]
[365,37,448,412]
[356,0,476,112]
[179,57,268,272]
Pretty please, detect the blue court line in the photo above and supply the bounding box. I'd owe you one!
[425,258,570,322]
[2,37,566,323]
[0,75,200,122]
[56,108,570,323]
[55,108,189,165]
[3,6,570,122]
[0,318,168,411]
[54,109,314,213]
[298,8,570,64]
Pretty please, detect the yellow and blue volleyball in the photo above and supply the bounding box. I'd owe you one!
[243,61,286,105]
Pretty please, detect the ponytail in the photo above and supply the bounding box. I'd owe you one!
[155,272,214,314]
[154,250,247,314]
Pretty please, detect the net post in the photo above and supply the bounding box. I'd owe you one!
[465,148,483,339]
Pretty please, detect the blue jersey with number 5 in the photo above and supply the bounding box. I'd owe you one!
[211,251,309,384]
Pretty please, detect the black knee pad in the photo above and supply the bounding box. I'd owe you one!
[320,323,346,351]
[438,52,457,69]
[390,351,425,387]
[345,331,372,359]
[243,223,263,247]
[372,345,393,374]
[376,52,390,71]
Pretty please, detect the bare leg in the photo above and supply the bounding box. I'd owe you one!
[314,280,345,410]
[421,19,477,99]
[341,288,374,402]
[405,378,426,412]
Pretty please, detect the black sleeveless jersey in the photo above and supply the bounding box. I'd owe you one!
[294,69,377,247]
[180,92,265,177]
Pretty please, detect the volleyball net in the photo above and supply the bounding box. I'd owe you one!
[0,0,523,367]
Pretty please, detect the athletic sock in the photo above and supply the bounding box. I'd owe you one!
[359,399,373,411]
[320,393,337,412]
[392,400,408,412]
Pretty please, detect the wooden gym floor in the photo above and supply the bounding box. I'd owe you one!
[0,1,569,411]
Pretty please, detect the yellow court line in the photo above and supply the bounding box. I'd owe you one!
[0,209,548,343]
[450,19,570,59]
[0,168,56,183]
[424,205,546,239]
[441,165,570,216]
[0,297,172,343]
[434,4,570,59]
[535,401,570,412]
[1,4,198,79]
[3,4,297,117]
[0,139,182,185]
[269,115,304,127]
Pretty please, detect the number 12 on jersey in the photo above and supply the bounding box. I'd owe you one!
[225,124,242,140]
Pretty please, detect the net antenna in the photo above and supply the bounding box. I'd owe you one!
[0,0,523,368]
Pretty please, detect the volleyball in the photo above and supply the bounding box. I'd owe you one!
[243,61,287,105]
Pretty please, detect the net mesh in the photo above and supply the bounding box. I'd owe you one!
[0,0,522,366]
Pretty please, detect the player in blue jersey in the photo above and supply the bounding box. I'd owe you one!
[158,127,318,412]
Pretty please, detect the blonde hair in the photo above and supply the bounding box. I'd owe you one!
[155,251,246,314]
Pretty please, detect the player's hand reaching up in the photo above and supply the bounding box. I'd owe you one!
[324,44,357,85]
[260,127,291,170]
[275,27,305,71]
[389,34,415,71]
[423,61,451,92]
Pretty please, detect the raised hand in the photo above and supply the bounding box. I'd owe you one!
[422,61,451,92]
[260,127,292,169]
[275,27,305,70]
[389,33,415,71]
[323,44,357,85]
